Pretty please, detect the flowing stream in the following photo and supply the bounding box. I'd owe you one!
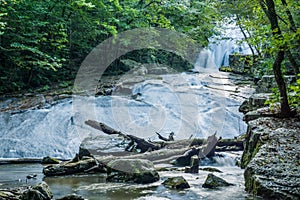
[0,70,253,159]
[0,152,250,200]
[0,69,255,199]
[0,25,256,198]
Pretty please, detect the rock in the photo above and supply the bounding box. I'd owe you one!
[162,176,190,189]
[78,146,91,159]
[172,148,199,166]
[21,182,52,200]
[43,158,102,176]
[184,155,199,173]
[243,107,277,122]
[26,174,37,180]
[242,117,300,199]
[41,156,59,164]
[199,167,222,173]
[239,93,272,114]
[228,54,258,74]
[32,182,52,199]
[0,190,20,200]
[21,189,46,200]
[256,75,297,93]
[106,159,159,184]
[239,99,250,114]
[57,194,85,200]
[202,173,234,189]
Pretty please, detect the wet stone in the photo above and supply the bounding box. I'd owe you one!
[106,159,159,184]
[202,173,234,189]
[162,176,190,189]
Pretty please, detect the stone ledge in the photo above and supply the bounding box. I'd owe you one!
[241,117,300,199]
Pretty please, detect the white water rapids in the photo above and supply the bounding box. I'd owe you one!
[0,69,253,159]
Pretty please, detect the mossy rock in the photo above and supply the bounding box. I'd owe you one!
[41,156,59,164]
[202,173,234,189]
[219,66,234,72]
[106,159,159,184]
[0,190,19,199]
[21,182,52,200]
[162,176,190,189]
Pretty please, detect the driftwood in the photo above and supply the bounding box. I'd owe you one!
[156,132,174,141]
[173,133,218,166]
[85,120,244,166]
[43,121,245,177]
[85,120,244,152]
[85,120,160,153]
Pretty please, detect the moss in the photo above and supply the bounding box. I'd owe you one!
[162,176,190,189]
[219,66,234,72]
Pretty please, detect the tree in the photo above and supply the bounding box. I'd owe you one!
[217,0,299,116]
[259,0,293,117]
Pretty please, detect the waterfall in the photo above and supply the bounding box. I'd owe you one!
[194,49,217,70]
[195,21,253,69]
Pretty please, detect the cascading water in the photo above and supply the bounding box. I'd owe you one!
[196,21,253,68]
[0,24,255,159]
[0,69,252,159]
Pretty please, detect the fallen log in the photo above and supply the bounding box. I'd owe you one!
[85,120,244,153]
[156,132,174,141]
[85,120,123,136]
[85,120,160,153]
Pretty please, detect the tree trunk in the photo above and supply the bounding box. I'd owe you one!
[259,0,292,117]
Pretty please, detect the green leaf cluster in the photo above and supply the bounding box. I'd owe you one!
[0,0,220,94]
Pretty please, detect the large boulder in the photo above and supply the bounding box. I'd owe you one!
[162,176,190,189]
[106,159,159,184]
[202,173,234,189]
[242,117,300,199]
[21,182,52,200]
[43,157,103,176]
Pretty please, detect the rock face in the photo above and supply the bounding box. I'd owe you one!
[106,159,159,184]
[256,75,296,93]
[241,117,300,199]
[202,173,234,189]
[162,176,190,189]
[239,93,272,114]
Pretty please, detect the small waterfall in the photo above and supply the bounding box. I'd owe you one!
[195,21,253,69]
[194,49,217,70]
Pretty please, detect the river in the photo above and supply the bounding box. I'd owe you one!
[0,70,253,159]
[0,68,255,199]
[0,152,251,200]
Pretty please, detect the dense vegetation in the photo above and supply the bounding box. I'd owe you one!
[0,0,219,93]
[0,0,299,116]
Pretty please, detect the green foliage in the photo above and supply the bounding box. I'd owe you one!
[287,74,300,110]
[265,74,300,111]
[0,0,220,94]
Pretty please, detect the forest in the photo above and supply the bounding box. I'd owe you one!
[0,0,299,116]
